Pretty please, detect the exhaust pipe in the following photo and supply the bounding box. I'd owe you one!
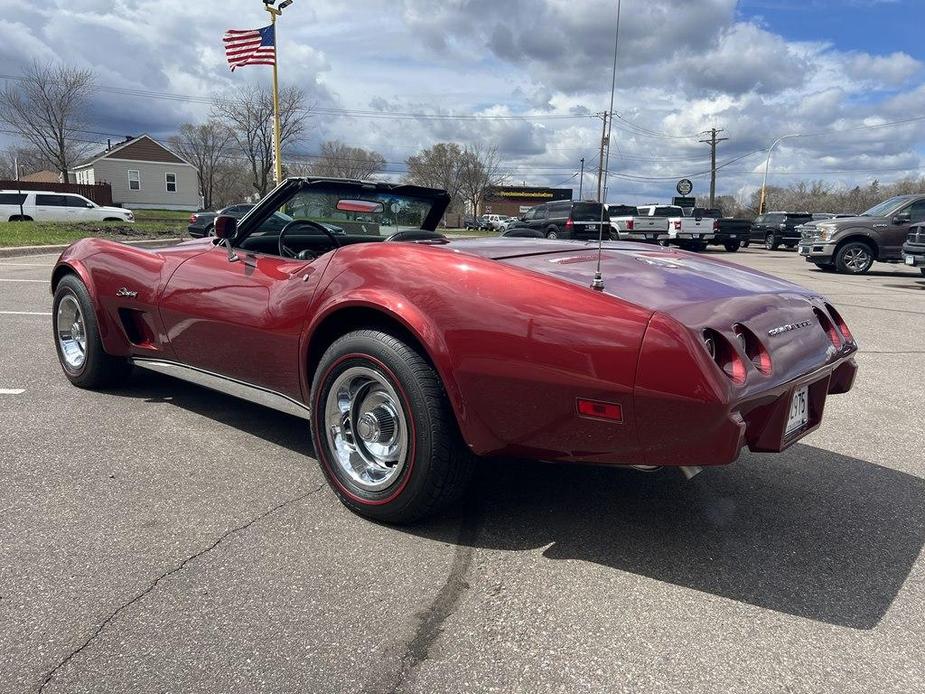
[679,466,704,481]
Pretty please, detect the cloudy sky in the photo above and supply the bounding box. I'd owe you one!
[0,0,923,203]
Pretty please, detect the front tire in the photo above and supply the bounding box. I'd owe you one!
[835,241,874,274]
[310,330,472,523]
[545,229,559,240]
[53,275,132,389]
[765,233,780,251]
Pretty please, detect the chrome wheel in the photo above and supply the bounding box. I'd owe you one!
[546,230,559,240]
[56,293,87,371]
[324,366,409,492]
[843,246,871,272]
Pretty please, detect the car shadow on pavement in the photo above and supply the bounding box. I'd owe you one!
[121,370,316,457]
[116,372,923,631]
[417,447,925,631]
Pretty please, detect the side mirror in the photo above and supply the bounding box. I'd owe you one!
[214,215,237,239]
[213,215,239,262]
[893,212,912,225]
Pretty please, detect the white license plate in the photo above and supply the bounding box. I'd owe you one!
[906,255,916,266]
[785,386,809,436]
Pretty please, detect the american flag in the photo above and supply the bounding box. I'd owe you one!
[223,25,276,71]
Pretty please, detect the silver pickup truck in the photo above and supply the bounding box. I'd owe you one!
[608,204,669,243]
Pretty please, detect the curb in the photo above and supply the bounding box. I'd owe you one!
[0,238,184,259]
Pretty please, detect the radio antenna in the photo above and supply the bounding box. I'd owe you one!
[591,0,622,291]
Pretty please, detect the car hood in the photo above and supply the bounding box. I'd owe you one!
[826,215,881,228]
[99,206,131,216]
[452,239,807,312]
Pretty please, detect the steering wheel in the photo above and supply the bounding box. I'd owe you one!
[278,220,340,259]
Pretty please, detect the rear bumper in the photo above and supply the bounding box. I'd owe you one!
[902,243,925,267]
[618,231,669,242]
[639,354,858,467]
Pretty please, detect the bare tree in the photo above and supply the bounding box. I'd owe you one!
[744,176,925,217]
[405,142,466,211]
[169,121,234,210]
[309,140,386,180]
[459,144,505,215]
[213,85,311,196]
[0,62,95,182]
[0,145,55,179]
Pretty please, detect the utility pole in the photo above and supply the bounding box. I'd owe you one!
[596,112,609,202]
[578,157,585,199]
[699,128,728,207]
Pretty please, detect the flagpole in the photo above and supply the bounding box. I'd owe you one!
[265,3,284,184]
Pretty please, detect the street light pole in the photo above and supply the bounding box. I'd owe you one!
[578,157,585,199]
[758,134,800,214]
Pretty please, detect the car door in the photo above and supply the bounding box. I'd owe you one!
[34,194,71,222]
[751,215,767,241]
[884,199,925,259]
[66,194,96,220]
[158,243,329,401]
[528,205,547,233]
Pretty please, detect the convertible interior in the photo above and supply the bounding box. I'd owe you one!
[237,222,448,261]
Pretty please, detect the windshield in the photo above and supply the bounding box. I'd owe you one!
[862,196,913,218]
[282,188,437,236]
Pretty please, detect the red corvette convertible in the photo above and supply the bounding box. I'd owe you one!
[51,178,858,522]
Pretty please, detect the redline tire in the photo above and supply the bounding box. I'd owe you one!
[310,330,472,523]
[52,275,132,389]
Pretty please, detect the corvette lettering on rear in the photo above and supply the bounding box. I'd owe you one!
[768,320,812,337]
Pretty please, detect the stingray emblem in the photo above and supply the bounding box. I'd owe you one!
[768,320,812,337]
[116,287,138,298]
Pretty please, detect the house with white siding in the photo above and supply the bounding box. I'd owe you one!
[70,135,200,211]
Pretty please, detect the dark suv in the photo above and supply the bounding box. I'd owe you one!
[509,200,607,240]
[748,212,813,250]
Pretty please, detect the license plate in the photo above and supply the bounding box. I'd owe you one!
[785,387,809,436]
[906,255,916,266]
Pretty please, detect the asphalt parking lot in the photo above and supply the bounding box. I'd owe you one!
[1,246,923,694]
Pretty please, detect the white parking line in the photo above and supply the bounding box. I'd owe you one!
[0,278,47,283]
[0,311,52,316]
[0,389,25,395]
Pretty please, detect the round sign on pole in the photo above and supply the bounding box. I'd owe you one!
[677,179,693,196]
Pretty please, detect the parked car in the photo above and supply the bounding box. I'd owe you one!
[799,195,925,274]
[0,190,134,223]
[482,214,516,232]
[51,177,858,523]
[902,224,925,276]
[693,208,750,252]
[637,204,715,251]
[189,204,342,238]
[748,212,813,250]
[607,204,669,243]
[509,200,608,240]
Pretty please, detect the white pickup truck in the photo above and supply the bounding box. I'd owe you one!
[0,190,134,223]
[607,204,669,243]
[637,204,716,250]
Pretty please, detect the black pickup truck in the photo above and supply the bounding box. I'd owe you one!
[902,224,925,276]
[692,208,751,252]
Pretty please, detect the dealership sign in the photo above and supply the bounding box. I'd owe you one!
[676,179,694,196]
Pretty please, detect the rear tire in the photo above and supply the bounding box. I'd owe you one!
[8,215,33,222]
[545,229,559,240]
[723,241,741,252]
[53,275,132,389]
[765,233,780,251]
[310,330,473,524]
[834,241,874,274]
[689,241,707,252]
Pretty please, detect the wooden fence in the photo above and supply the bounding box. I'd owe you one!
[0,181,114,207]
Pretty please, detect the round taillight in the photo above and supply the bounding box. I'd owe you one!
[703,329,746,384]
[733,324,772,375]
[814,308,841,349]
[825,303,854,343]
